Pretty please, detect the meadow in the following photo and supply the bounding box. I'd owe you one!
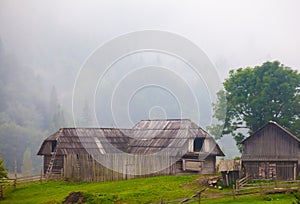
[0,175,297,204]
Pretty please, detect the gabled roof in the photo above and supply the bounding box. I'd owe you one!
[37,128,131,155]
[37,119,225,156]
[241,121,300,144]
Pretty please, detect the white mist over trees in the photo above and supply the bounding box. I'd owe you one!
[0,40,68,172]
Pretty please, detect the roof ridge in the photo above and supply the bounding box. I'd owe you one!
[241,121,300,144]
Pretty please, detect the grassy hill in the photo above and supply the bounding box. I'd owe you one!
[0,175,296,203]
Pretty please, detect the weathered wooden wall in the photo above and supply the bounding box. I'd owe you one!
[60,154,218,181]
[43,155,64,174]
[62,153,180,182]
[200,156,216,174]
[243,161,297,180]
[243,124,299,159]
[221,171,239,187]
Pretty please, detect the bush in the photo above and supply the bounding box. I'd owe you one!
[0,158,8,179]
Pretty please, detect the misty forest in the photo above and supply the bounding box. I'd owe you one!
[0,39,68,174]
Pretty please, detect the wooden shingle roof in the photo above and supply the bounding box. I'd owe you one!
[241,121,300,144]
[37,119,224,156]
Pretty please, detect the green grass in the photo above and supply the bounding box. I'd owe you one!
[0,175,297,203]
[201,193,295,204]
[0,175,198,204]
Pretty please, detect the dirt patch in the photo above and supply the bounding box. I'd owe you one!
[63,192,85,204]
[180,184,191,190]
[196,177,209,186]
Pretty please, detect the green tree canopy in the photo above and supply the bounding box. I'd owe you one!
[210,61,300,150]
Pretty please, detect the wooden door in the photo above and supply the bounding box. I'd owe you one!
[258,163,266,179]
[268,163,277,179]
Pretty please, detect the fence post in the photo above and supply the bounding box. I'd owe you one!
[13,174,17,189]
[232,184,236,199]
[260,182,264,199]
[160,196,164,204]
[198,191,201,204]
[0,184,3,198]
[40,170,43,184]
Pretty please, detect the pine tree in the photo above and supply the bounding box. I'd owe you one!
[49,104,66,133]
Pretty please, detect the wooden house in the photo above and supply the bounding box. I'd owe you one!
[241,121,300,180]
[37,119,224,181]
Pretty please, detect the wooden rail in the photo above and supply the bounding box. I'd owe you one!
[0,173,45,198]
[235,179,300,196]
[180,188,207,204]
[235,174,251,191]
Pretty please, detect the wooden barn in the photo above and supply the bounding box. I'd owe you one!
[37,119,224,181]
[241,121,300,180]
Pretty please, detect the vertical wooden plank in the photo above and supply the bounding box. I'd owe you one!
[294,163,297,180]
[40,169,43,184]
[232,184,236,199]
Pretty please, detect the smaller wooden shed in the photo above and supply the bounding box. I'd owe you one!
[218,159,241,186]
[241,121,300,180]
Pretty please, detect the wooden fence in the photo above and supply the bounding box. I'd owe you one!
[150,189,207,204]
[0,173,45,198]
[235,179,300,195]
[154,179,300,203]
[235,174,250,191]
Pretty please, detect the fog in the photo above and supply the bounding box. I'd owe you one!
[1,0,299,104]
[0,0,299,170]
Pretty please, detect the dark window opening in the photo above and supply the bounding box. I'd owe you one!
[51,141,57,152]
[193,138,203,152]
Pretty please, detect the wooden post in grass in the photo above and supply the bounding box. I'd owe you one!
[14,159,17,189]
[232,184,236,199]
[0,184,3,198]
[160,196,164,204]
[236,179,239,192]
[260,182,264,199]
[198,191,201,204]
[13,174,17,189]
[40,169,43,184]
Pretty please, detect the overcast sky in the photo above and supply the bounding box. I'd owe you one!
[0,0,299,78]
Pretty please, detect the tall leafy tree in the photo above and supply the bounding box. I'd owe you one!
[210,61,300,150]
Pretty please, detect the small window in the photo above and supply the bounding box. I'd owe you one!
[51,141,57,152]
[193,138,203,152]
